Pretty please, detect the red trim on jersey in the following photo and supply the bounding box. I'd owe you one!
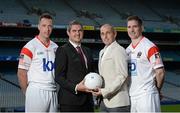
[132,36,144,49]
[36,36,50,48]
[21,48,33,59]
[148,46,159,60]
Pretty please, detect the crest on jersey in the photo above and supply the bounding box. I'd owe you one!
[137,51,142,58]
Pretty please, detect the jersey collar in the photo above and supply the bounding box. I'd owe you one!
[131,36,144,49]
[36,35,50,48]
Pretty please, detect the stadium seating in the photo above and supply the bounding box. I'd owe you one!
[0,72,25,110]
[162,71,180,103]
[1,0,180,29]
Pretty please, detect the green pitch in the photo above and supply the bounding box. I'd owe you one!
[95,104,180,112]
[161,104,180,112]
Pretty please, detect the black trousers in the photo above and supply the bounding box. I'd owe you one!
[100,101,130,112]
[60,104,94,112]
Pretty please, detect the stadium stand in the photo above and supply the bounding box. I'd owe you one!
[0,72,25,112]
[1,0,180,29]
[162,71,180,104]
[0,48,19,61]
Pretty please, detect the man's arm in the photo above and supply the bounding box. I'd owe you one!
[155,67,165,91]
[55,46,77,93]
[17,68,28,95]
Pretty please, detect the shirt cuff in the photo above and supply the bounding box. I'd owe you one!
[75,84,78,94]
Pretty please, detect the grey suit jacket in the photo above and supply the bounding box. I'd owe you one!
[98,41,130,108]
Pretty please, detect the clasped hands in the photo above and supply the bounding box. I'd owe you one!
[76,79,102,96]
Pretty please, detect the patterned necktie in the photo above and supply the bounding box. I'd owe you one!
[76,46,85,65]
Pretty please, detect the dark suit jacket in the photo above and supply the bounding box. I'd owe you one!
[55,42,94,106]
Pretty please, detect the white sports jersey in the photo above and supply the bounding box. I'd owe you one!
[126,37,164,97]
[18,36,58,90]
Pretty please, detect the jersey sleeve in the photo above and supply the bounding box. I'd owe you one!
[18,44,34,70]
[148,46,164,69]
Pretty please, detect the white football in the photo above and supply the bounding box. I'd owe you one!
[84,72,103,89]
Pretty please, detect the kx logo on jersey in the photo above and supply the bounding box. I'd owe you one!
[43,58,54,71]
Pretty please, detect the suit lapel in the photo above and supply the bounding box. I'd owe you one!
[98,50,104,75]
[67,43,82,64]
[102,41,117,61]
[99,41,117,74]
[68,42,78,55]
[68,43,87,69]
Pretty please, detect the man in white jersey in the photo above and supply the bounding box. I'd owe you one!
[126,15,165,112]
[17,13,58,112]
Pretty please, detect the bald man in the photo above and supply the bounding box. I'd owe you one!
[92,24,130,112]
